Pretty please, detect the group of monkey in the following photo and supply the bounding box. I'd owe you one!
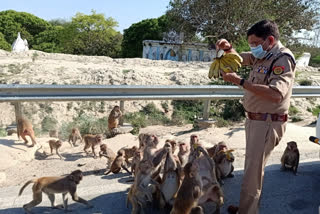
[15,104,300,214]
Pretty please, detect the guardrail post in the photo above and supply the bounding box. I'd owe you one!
[202,100,211,120]
[14,102,22,126]
[120,101,124,126]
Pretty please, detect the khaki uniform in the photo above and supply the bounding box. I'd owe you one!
[238,42,296,214]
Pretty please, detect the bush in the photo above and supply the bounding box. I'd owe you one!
[0,128,7,137]
[291,116,303,122]
[311,105,320,116]
[171,100,203,124]
[41,116,58,132]
[124,112,147,135]
[298,79,312,86]
[59,114,108,140]
[289,105,299,116]
[214,117,230,127]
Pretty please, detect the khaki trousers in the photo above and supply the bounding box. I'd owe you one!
[238,117,286,214]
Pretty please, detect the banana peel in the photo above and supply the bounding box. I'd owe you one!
[208,51,243,79]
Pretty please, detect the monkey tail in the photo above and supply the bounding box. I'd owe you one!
[18,179,36,196]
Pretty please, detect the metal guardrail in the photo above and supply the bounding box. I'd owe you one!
[1,84,320,102]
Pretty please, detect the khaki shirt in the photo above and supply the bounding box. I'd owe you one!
[240,42,296,114]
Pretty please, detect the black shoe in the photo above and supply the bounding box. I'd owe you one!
[227,205,239,214]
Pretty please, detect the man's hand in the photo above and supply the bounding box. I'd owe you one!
[216,39,231,51]
[221,71,241,85]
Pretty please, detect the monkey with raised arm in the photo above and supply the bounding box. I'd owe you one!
[48,139,63,160]
[281,141,300,175]
[68,128,82,147]
[213,141,235,182]
[17,117,37,147]
[18,170,93,214]
[138,133,153,149]
[83,134,103,158]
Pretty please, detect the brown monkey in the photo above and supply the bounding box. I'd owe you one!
[68,128,82,147]
[127,159,156,213]
[99,144,116,169]
[131,149,142,176]
[170,162,203,214]
[108,105,123,131]
[165,139,178,154]
[17,117,37,147]
[281,141,300,175]
[212,141,235,183]
[83,134,103,158]
[120,146,139,166]
[178,141,190,168]
[138,133,154,149]
[190,134,201,152]
[105,149,131,175]
[48,139,63,160]
[18,170,93,214]
[158,142,181,208]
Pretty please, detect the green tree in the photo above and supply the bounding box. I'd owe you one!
[0,10,50,47]
[32,26,64,52]
[121,15,169,58]
[0,32,11,51]
[60,10,122,57]
[166,0,319,43]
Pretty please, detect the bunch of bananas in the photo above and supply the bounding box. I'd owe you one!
[208,51,243,79]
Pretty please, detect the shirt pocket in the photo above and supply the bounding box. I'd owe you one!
[252,69,268,84]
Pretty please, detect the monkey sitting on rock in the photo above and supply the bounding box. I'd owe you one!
[281,141,300,175]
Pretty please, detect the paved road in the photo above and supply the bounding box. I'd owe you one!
[1,160,320,214]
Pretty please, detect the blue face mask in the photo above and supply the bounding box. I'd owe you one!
[250,41,267,59]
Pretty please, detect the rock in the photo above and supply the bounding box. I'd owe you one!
[196,119,216,129]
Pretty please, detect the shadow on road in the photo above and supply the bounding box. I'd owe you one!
[0,139,27,152]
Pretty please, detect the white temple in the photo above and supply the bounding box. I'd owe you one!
[12,32,29,52]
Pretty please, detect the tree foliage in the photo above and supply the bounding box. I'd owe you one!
[121,15,169,58]
[166,0,320,43]
[0,32,11,51]
[0,10,50,47]
[59,10,122,57]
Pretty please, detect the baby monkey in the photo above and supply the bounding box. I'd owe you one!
[281,141,300,175]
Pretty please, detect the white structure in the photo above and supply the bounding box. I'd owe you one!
[12,32,29,52]
[296,52,311,67]
[142,31,215,62]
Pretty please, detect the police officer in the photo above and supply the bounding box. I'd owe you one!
[216,20,296,214]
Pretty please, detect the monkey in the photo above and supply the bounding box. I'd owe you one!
[17,117,37,147]
[206,145,216,158]
[48,139,63,160]
[190,206,204,214]
[170,162,203,214]
[108,105,123,132]
[165,139,178,154]
[178,141,190,168]
[198,184,224,214]
[99,144,116,169]
[192,146,224,213]
[83,134,103,158]
[281,141,300,175]
[105,149,132,175]
[131,149,142,176]
[190,134,201,152]
[68,128,82,147]
[212,141,235,183]
[18,170,93,214]
[138,133,154,149]
[119,146,139,166]
[127,159,157,214]
[158,142,181,208]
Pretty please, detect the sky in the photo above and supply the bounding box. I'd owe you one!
[0,0,171,33]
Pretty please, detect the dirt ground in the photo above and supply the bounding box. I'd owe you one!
[0,121,319,188]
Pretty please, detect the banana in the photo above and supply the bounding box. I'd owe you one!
[208,51,243,79]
